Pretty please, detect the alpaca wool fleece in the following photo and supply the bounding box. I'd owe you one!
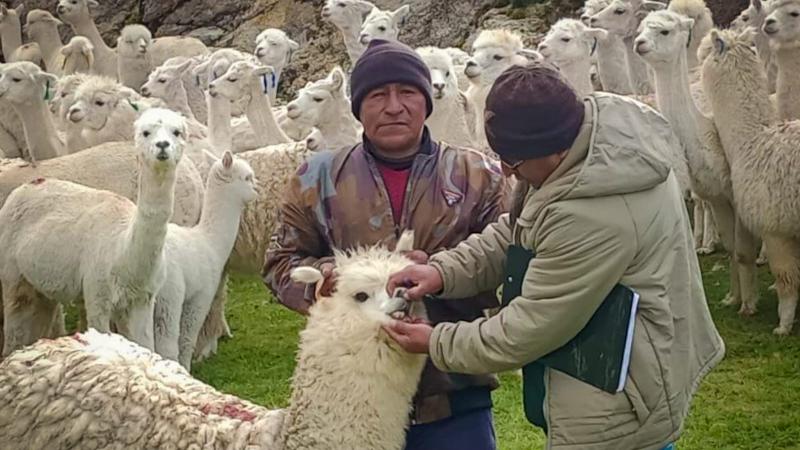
[484,63,585,161]
[349,39,433,120]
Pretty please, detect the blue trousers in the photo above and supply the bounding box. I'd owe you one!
[403,407,496,450]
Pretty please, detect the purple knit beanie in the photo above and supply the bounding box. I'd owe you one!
[484,63,585,162]
[350,39,433,120]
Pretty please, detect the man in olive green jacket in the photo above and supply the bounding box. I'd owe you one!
[385,64,725,449]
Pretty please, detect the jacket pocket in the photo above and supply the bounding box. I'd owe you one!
[623,374,652,425]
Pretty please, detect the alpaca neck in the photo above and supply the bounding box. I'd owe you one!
[69,14,112,52]
[595,35,633,94]
[0,20,22,59]
[623,35,652,94]
[280,308,425,450]
[208,93,233,153]
[182,72,208,124]
[426,95,460,140]
[120,163,176,282]
[118,54,151,92]
[33,28,64,69]
[774,45,800,121]
[197,180,245,261]
[320,100,361,149]
[245,80,290,146]
[162,80,196,121]
[652,50,710,149]
[557,58,593,97]
[13,98,63,160]
[338,23,365,63]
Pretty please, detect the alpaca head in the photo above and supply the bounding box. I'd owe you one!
[634,10,695,66]
[589,0,665,37]
[50,73,91,119]
[321,0,375,30]
[68,76,140,130]
[732,0,769,30]
[56,0,97,24]
[117,24,153,60]
[285,67,347,127]
[0,61,58,106]
[0,3,24,32]
[208,60,275,103]
[358,5,410,46]
[416,46,458,100]
[23,10,63,41]
[60,36,95,75]
[193,48,255,89]
[208,151,259,205]
[141,58,193,99]
[444,47,470,66]
[580,0,611,25]
[465,29,535,86]
[701,28,766,110]
[763,0,800,46]
[254,28,299,69]
[134,107,187,168]
[305,127,327,151]
[291,230,418,327]
[539,19,607,68]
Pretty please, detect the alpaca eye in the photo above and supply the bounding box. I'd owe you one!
[172,130,181,137]
[493,54,503,60]
[614,8,626,14]
[792,11,800,17]
[143,130,151,137]
[95,100,105,106]
[561,37,571,42]
[378,26,386,32]
[158,78,167,83]
[227,78,237,83]
[660,30,670,35]
[312,97,324,102]
[741,16,749,22]
[338,2,345,6]
[445,71,450,77]
[245,174,253,182]
[354,292,369,302]
[12,77,21,82]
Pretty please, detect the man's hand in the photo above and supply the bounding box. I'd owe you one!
[382,319,433,354]
[387,264,443,301]
[401,250,429,264]
[315,262,337,300]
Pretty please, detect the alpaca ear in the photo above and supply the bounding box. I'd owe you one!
[586,27,608,41]
[711,30,725,54]
[253,64,275,77]
[0,4,8,16]
[15,4,26,16]
[288,38,300,51]
[329,67,345,92]
[517,48,543,61]
[739,26,758,45]
[358,2,376,19]
[679,17,695,32]
[87,0,100,8]
[291,267,324,284]
[391,5,410,27]
[753,0,763,12]
[396,230,415,253]
[641,1,666,11]
[221,150,233,169]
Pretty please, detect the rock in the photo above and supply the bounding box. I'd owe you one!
[706,0,749,28]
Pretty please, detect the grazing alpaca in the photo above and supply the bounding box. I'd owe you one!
[702,28,800,335]
[0,62,64,163]
[23,10,67,75]
[763,0,800,121]
[538,18,608,97]
[155,151,258,368]
[0,108,189,356]
[0,231,426,450]
[254,28,300,103]
[321,0,376,64]
[116,24,152,92]
[60,36,95,75]
[635,11,759,315]
[56,0,117,78]
[285,66,361,149]
[416,46,480,150]
[358,5,411,47]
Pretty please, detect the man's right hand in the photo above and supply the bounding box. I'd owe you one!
[387,264,444,301]
[315,262,337,300]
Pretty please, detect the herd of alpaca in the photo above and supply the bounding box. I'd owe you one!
[0,0,797,445]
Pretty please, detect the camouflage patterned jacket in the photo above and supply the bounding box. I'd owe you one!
[262,133,511,424]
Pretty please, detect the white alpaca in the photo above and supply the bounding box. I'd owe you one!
[254,28,300,103]
[148,35,209,69]
[667,0,714,69]
[23,10,67,75]
[155,151,257,369]
[442,46,471,91]
[464,29,540,145]
[416,46,480,150]
[0,231,426,450]
[635,11,759,314]
[763,0,800,121]
[285,66,361,150]
[0,3,28,62]
[732,0,778,93]
[116,24,152,92]
[56,0,117,78]
[538,18,608,97]
[358,4,410,47]
[208,60,292,150]
[51,73,93,153]
[60,36,95,75]
[193,48,256,117]
[0,108,190,356]
[702,28,800,335]
[589,0,664,94]
[321,0,376,64]
[141,58,198,120]
[581,0,634,93]
[0,62,64,163]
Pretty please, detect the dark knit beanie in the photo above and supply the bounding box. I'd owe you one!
[349,39,433,120]
[484,62,585,162]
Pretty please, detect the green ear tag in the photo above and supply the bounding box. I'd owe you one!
[43,79,51,101]
[128,99,140,111]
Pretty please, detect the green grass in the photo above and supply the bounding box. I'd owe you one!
[191,255,800,450]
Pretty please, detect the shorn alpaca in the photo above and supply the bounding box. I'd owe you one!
[60,36,95,75]
[538,18,607,97]
[56,0,117,78]
[141,58,198,121]
[23,10,67,75]
[358,5,410,47]
[635,11,759,316]
[155,151,258,369]
[416,46,480,150]
[116,24,152,92]
[322,0,376,64]
[0,108,189,356]
[763,0,800,121]
[254,28,300,103]
[702,28,800,335]
[0,231,426,450]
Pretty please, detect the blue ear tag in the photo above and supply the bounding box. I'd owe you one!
[271,72,277,89]
[261,73,269,94]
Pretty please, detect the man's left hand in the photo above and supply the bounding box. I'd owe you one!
[382,319,433,354]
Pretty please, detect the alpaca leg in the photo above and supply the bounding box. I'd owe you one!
[692,196,706,253]
[762,235,800,336]
[47,303,67,337]
[707,201,740,305]
[733,220,760,316]
[115,298,156,350]
[153,286,183,362]
[757,243,769,266]
[701,205,719,253]
[2,279,59,356]
[193,272,230,363]
[179,293,215,370]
